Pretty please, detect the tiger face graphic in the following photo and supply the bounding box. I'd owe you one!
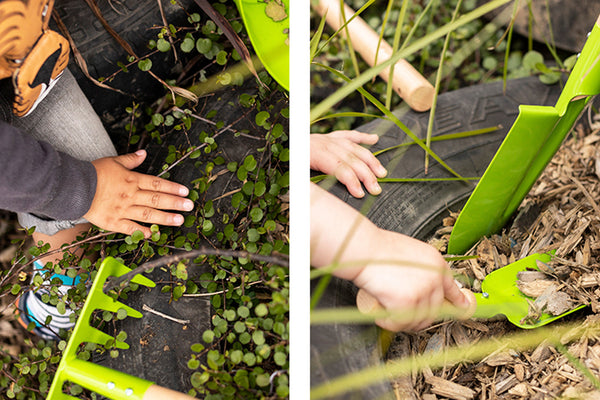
[0,0,69,116]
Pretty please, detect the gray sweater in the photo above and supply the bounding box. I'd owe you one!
[0,121,97,221]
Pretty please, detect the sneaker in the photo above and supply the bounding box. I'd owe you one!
[15,260,81,341]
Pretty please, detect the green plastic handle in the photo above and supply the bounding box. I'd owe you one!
[555,15,600,113]
[63,359,153,400]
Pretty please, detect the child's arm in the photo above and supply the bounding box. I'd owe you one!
[0,122,191,237]
[310,130,387,198]
[311,183,471,331]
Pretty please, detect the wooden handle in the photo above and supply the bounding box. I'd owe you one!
[314,0,435,111]
[142,384,196,400]
[356,288,477,320]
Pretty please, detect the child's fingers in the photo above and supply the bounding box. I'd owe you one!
[346,141,387,178]
[330,130,380,145]
[414,287,445,331]
[334,163,366,198]
[442,273,472,309]
[335,155,383,196]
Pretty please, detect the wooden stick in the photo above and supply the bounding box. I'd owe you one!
[314,0,435,111]
[142,384,196,400]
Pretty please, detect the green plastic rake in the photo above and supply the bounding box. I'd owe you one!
[47,257,193,400]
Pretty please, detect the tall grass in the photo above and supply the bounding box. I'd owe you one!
[309,0,597,398]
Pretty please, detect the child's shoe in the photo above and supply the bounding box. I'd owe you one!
[15,260,81,340]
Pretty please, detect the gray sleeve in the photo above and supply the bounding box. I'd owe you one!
[0,121,97,220]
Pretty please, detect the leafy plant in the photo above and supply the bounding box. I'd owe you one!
[1,1,288,399]
[310,0,589,398]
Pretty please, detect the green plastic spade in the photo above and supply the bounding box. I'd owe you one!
[234,0,289,91]
[473,252,585,329]
[448,15,600,255]
[357,253,586,329]
[48,257,194,400]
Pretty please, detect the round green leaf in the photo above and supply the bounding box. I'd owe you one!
[202,330,215,343]
[237,306,250,318]
[256,373,270,387]
[522,50,544,72]
[157,38,171,52]
[250,207,264,223]
[274,351,287,366]
[243,352,256,366]
[116,308,128,320]
[138,58,152,71]
[187,358,200,369]
[252,330,265,345]
[234,321,246,333]
[255,111,270,126]
[181,37,195,53]
[230,349,243,364]
[255,303,268,317]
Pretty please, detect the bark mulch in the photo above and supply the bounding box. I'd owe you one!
[386,110,600,399]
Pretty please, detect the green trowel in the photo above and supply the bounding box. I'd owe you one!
[48,258,194,400]
[356,252,586,329]
[472,252,585,329]
[447,15,600,255]
[234,0,289,91]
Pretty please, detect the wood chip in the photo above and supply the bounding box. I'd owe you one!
[425,376,475,400]
[495,374,518,394]
[579,272,600,288]
[517,279,557,298]
[483,351,514,367]
[468,258,486,281]
[514,364,526,381]
[517,270,551,282]
[508,382,529,396]
[531,341,553,363]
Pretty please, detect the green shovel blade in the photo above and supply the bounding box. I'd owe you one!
[472,252,585,329]
[234,0,289,90]
[448,16,600,255]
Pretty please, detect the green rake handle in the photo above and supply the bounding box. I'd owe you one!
[50,359,192,399]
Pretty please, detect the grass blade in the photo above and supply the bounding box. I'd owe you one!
[315,63,465,179]
[310,320,600,399]
[385,0,409,110]
[310,10,328,62]
[425,0,463,174]
[311,111,386,124]
[310,0,513,122]
[373,125,501,156]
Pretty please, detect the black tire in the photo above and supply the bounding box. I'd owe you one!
[311,76,565,399]
[99,79,288,394]
[52,0,197,130]
[95,264,214,394]
[488,0,600,53]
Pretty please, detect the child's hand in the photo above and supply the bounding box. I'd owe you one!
[310,184,473,332]
[310,130,387,198]
[83,150,194,238]
[351,228,472,332]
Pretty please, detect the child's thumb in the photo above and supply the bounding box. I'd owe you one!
[115,149,147,170]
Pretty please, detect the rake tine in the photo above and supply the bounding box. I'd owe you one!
[70,326,130,350]
[91,295,143,319]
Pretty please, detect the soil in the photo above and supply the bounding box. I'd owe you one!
[385,109,600,398]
